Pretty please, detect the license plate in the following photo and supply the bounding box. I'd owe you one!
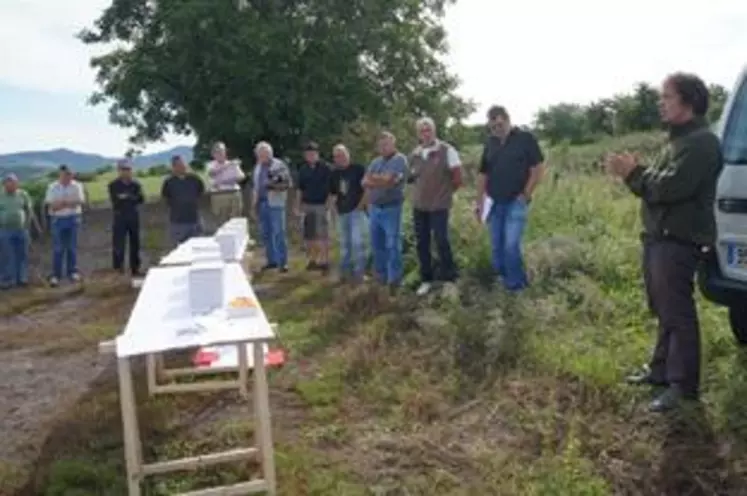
[727,243,747,269]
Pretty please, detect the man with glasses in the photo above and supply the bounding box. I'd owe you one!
[476,106,544,292]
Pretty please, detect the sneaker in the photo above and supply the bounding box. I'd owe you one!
[48,276,60,288]
[70,273,82,283]
[416,282,432,296]
[317,263,330,274]
[279,266,289,273]
[305,261,318,271]
[261,264,278,272]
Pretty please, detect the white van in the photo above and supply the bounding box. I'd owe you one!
[698,66,747,344]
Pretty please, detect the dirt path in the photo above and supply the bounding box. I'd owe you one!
[0,277,132,490]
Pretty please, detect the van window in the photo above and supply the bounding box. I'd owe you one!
[722,78,747,165]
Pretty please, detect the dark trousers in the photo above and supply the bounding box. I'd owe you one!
[413,208,457,283]
[112,215,141,273]
[643,239,702,396]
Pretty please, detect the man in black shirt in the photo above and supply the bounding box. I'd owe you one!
[161,155,206,246]
[329,144,367,282]
[108,160,144,275]
[476,105,544,291]
[295,141,333,272]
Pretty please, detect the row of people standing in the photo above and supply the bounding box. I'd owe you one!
[249,109,545,297]
[1,107,544,297]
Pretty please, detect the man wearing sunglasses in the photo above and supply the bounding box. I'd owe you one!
[476,106,545,291]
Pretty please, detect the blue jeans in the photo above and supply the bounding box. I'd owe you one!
[51,215,80,280]
[369,203,403,285]
[338,210,368,278]
[0,228,29,287]
[488,198,529,291]
[258,201,287,267]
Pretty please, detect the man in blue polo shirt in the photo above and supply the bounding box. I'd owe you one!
[363,131,408,288]
[476,106,545,291]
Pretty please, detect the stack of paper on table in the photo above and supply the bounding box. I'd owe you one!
[115,264,275,358]
[188,261,225,315]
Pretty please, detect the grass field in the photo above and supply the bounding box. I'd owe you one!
[82,170,211,205]
[82,171,167,204]
[6,132,747,495]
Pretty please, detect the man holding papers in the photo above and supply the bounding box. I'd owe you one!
[476,106,544,291]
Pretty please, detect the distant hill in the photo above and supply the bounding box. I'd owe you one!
[0,164,49,181]
[0,146,194,174]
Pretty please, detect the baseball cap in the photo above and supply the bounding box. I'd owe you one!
[117,159,133,169]
[303,141,319,152]
[2,172,18,182]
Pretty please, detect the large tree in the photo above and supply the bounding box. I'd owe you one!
[80,0,472,164]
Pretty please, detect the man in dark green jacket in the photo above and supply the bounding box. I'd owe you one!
[606,72,722,412]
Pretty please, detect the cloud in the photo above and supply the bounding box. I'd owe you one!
[1,0,746,153]
[0,0,110,94]
[445,0,747,124]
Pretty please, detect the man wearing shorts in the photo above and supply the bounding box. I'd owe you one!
[295,141,332,273]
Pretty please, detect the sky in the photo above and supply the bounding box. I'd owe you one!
[0,0,746,156]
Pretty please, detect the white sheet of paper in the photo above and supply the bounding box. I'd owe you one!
[481,196,493,224]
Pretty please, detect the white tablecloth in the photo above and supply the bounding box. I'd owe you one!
[116,264,274,357]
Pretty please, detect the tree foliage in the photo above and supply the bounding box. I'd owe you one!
[80,0,473,166]
[533,82,730,146]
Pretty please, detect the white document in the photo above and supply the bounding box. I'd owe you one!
[481,196,493,224]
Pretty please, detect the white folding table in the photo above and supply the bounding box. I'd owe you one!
[112,263,277,496]
[141,223,254,391]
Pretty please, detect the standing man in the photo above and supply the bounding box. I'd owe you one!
[45,165,86,287]
[161,155,206,246]
[206,141,245,226]
[409,117,463,296]
[0,174,36,289]
[476,106,544,292]
[108,159,144,276]
[363,131,408,289]
[295,142,332,273]
[329,144,367,283]
[606,73,722,412]
[252,141,291,272]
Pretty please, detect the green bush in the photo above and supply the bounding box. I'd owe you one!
[74,172,98,183]
[147,164,169,176]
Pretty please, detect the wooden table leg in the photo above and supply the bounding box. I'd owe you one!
[118,357,143,496]
[252,342,276,495]
[145,354,157,395]
[237,342,249,398]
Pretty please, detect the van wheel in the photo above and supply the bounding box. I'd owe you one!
[729,305,747,346]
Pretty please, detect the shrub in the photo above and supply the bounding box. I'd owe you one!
[74,172,98,183]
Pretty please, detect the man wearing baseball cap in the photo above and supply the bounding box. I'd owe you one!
[108,159,144,276]
[0,173,36,289]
